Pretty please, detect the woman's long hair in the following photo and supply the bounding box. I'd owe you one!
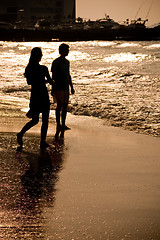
[25,47,42,84]
[28,47,42,66]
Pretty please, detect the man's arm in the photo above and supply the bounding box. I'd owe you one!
[51,61,56,80]
[68,61,75,94]
[69,75,75,94]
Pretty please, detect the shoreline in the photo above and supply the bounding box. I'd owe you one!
[1,108,159,138]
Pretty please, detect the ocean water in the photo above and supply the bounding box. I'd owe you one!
[0,40,160,136]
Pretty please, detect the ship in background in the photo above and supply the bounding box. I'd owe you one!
[120,0,152,29]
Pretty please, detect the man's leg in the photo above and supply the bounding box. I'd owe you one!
[55,103,62,139]
[60,91,69,138]
[60,103,68,138]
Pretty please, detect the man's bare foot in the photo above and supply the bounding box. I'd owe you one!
[60,130,64,138]
[54,125,62,139]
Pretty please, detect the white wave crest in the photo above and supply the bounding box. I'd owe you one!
[96,41,117,47]
[145,44,160,49]
[68,51,91,61]
[117,43,140,48]
[104,53,150,63]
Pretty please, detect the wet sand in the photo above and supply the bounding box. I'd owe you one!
[0,114,160,240]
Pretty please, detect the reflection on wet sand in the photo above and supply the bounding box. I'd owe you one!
[0,133,65,239]
[20,143,64,208]
[18,140,64,238]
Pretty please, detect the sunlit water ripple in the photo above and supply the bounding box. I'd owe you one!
[0,40,160,136]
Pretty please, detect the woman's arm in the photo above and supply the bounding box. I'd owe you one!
[24,68,32,85]
[45,66,53,85]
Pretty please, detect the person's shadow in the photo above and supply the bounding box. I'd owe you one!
[16,140,65,216]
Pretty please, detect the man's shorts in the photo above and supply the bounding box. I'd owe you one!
[53,90,69,105]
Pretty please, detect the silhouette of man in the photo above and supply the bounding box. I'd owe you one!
[51,43,75,139]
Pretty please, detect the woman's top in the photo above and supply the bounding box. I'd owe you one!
[25,63,51,113]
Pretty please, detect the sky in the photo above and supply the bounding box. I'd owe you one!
[76,0,160,26]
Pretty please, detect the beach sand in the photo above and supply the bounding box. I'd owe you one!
[0,113,160,240]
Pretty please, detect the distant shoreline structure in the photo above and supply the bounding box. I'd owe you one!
[0,27,160,42]
[0,16,160,42]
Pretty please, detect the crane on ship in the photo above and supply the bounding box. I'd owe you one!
[127,0,154,28]
[145,0,154,20]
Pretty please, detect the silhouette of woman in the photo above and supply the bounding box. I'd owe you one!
[17,47,52,149]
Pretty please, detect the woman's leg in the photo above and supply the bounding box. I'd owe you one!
[17,114,39,146]
[41,110,49,146]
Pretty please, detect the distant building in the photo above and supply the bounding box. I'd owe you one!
[0,0,75,26]
[0,0,18,23]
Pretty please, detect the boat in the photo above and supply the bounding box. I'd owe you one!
[122,18,148,29]
[96,15,120,29]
